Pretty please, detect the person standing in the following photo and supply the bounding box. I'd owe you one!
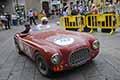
[74,1,80,14]
[5,12,11,29]
[0,14,7,29]
[28,9,37,25]
[11,13,18,26]
[62,3,68,16]
[116,1,120,14]
[66,2,73,15]
[90,4,99,14]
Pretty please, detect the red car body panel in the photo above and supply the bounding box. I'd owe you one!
[15,28,99,72]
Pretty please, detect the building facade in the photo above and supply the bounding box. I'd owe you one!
[15,0,119,14]
[0,0,15,14]
[24,0,62,12]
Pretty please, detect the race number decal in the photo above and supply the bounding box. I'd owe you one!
[54,36,74,46]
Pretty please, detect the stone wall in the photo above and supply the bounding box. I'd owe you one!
[25,0,42,13]
[0,0,15,14]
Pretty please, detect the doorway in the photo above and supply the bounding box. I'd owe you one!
[42,1,50,17]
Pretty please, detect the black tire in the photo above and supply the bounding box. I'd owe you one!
[35,53,52,76]
[14,37,24,55]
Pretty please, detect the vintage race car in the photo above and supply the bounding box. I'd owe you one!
[14,24,100,76]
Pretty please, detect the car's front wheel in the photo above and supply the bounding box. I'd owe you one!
[35,53,51,76]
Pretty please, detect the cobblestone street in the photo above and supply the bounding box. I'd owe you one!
[0,23,120,80]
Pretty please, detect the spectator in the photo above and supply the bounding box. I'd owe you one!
[90,4,99,32]
[79,3,85,15]
[74,0,80,14]
[5,12,11,29]
[115,1,120,14]
[62,3,68,16]
[12,13,17,20]
[55,9,59,16]
[66,2,74,15]
[28,9,37,25]
[70,2,74,11]
[105,2,110,13]
[12,13,18,26]
[66,5,71,15]
[51,9,55,19]
[108,3,115,14]
[71,9,79,15]
[0,14,7,29]
[51,9,55,16]
[0,15,4,30]
[99,1,104,13]
[90,4,99,14]
[59,8,63,16]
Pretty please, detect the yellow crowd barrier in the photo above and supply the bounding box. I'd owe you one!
[86,14,117,34]
[116,15,120,28]
[60,13,120,35]
[60,15,85,32]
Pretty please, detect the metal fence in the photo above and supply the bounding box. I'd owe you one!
[60,13,120,35]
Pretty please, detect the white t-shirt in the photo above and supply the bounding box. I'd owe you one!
[28,11,33,17]
[12,14,17,20]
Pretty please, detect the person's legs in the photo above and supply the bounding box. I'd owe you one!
[32,17,37,25]
[30,17,32,25]
[8,20,11,29]
[5,24,8,30]
[4,21,8,30]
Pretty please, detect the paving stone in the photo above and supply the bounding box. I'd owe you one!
[0,68,11,80]
[94,55,120,80]
[34,69,49,80]
[7,71,21,80]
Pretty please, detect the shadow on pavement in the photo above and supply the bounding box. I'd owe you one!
[49,61,96,79]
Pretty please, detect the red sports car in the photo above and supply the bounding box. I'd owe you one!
[14,24,100,76]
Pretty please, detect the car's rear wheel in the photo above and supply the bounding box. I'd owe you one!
[14,37,23,55]
[35,53,51,76]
